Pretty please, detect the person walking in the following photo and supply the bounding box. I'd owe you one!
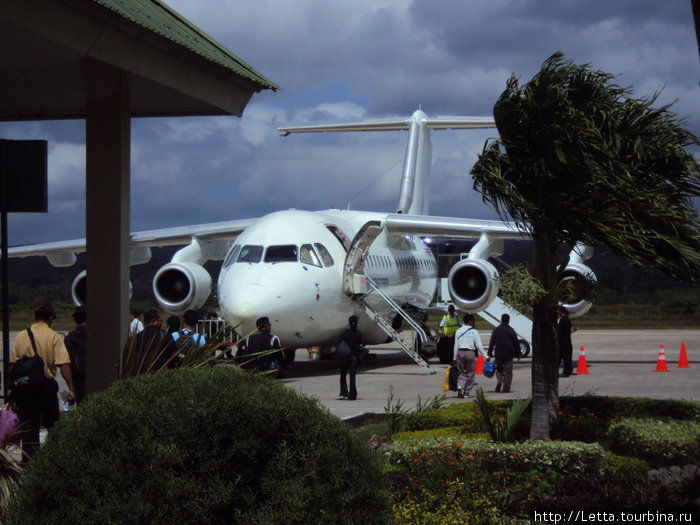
[337,315,363,401]
[9,302,76,461]
[438,304,460,363]
[557,306,576,377]
[487,313,520,393]
[452,313,489,399]
[64,305,87,404]
[242,317,285,377]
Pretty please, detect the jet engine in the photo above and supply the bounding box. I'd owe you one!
[153,262,212,314]
[447,258,500,312]
[559,262,596,317]
[71,270,87,306]
[71,270,132,306]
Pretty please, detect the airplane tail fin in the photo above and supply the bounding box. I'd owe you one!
[278,110,495,215]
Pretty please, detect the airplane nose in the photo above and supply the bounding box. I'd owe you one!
[231,301,257,322]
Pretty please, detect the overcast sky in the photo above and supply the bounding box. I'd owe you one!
[2,0,698,245]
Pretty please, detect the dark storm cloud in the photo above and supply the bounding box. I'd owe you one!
[2,0,697,246]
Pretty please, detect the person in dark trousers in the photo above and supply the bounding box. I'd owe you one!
[337,315,363,400]
[64,305,87,404]
[9,302,75,462]
[452,313,489,399]
[241,317,285,377]
[487,313,520,393]
[131,310,178,371]
[557,306,576,377]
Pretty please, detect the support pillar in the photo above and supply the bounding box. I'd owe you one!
[85,61,130,393]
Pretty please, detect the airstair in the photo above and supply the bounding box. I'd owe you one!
[356,275,435,374]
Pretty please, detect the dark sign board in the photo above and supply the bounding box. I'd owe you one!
[0,139,48,213]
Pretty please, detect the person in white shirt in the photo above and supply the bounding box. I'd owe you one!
[452,313,490,398]
[129,309,144,335]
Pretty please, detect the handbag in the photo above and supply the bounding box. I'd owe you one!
[448,365,458,392]
[442,366,452,391]
[10,328,45,393]
[483,360,496,378]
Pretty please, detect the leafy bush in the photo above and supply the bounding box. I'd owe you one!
[607,418,700,468]
[649,465,700,509]
[404,399,530,439]
[599,452,655,508]
[7,368,391,525]
[393,427,486,441]
[388,437,605,477]
[559,396,700,422]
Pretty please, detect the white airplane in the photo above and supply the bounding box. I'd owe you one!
[6,109,595,371]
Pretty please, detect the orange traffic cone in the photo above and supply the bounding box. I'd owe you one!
[654,344,669,372]
[475,354,484,374]
[576,346,589,375]
[678,342,690,368]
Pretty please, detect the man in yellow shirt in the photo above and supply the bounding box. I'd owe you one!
[10,302,75,461]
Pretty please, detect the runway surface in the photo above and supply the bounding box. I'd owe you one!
[3,329,698,420]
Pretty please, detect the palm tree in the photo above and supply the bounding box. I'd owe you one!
[471,52,700,439]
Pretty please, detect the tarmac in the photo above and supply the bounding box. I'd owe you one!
[3,329,699,421]
[278,329,700,420]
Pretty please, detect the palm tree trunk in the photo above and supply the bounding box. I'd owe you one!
[530,301,559,439]
[529,226,561,440]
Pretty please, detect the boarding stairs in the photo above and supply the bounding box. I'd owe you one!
[356,275,435,374]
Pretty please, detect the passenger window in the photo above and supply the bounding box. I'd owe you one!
[265,245,298,263]
[237,245,263,263]
[222,245,241,269]
[300,244,322,267]
[314,243,335,267]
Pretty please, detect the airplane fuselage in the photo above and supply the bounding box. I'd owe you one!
[217,209,437,348]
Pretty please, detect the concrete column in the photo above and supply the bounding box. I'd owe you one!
[85,61,130,393]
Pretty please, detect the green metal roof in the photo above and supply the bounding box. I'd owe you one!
[94,0,278,91]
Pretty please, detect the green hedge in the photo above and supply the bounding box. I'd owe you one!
[7,367,390,525]
[388,436,605,477]
[607,418,700,468]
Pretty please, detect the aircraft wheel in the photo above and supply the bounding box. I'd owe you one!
[519,339,531,358]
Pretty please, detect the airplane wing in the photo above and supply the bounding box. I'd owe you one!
[383,213,529,240]
[5,218,255,266]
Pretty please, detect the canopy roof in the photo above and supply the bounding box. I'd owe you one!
[0,0,278,120]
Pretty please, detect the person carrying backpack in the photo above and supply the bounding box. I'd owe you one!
[9,302,76,462]
[172,310,206,366]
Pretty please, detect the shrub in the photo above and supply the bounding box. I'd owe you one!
[649,465,700,509]
[388,437,605,477]
[404,399,530,439]
[607,418,700,468]
[599,452,655,508]
[7,368,391,525]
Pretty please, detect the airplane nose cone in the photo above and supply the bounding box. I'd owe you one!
[231,301,257,322]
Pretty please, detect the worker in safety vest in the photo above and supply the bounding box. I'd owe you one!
[440,305,460,338]
[437,304,461,363]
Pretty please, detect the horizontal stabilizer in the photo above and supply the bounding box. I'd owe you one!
[278,116,495,136]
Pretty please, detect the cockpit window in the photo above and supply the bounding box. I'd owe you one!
[237,245,263,263]
[264,245,298,263]
[300,244,322,267]
[314,243,334,267]
[222,244,241,269]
